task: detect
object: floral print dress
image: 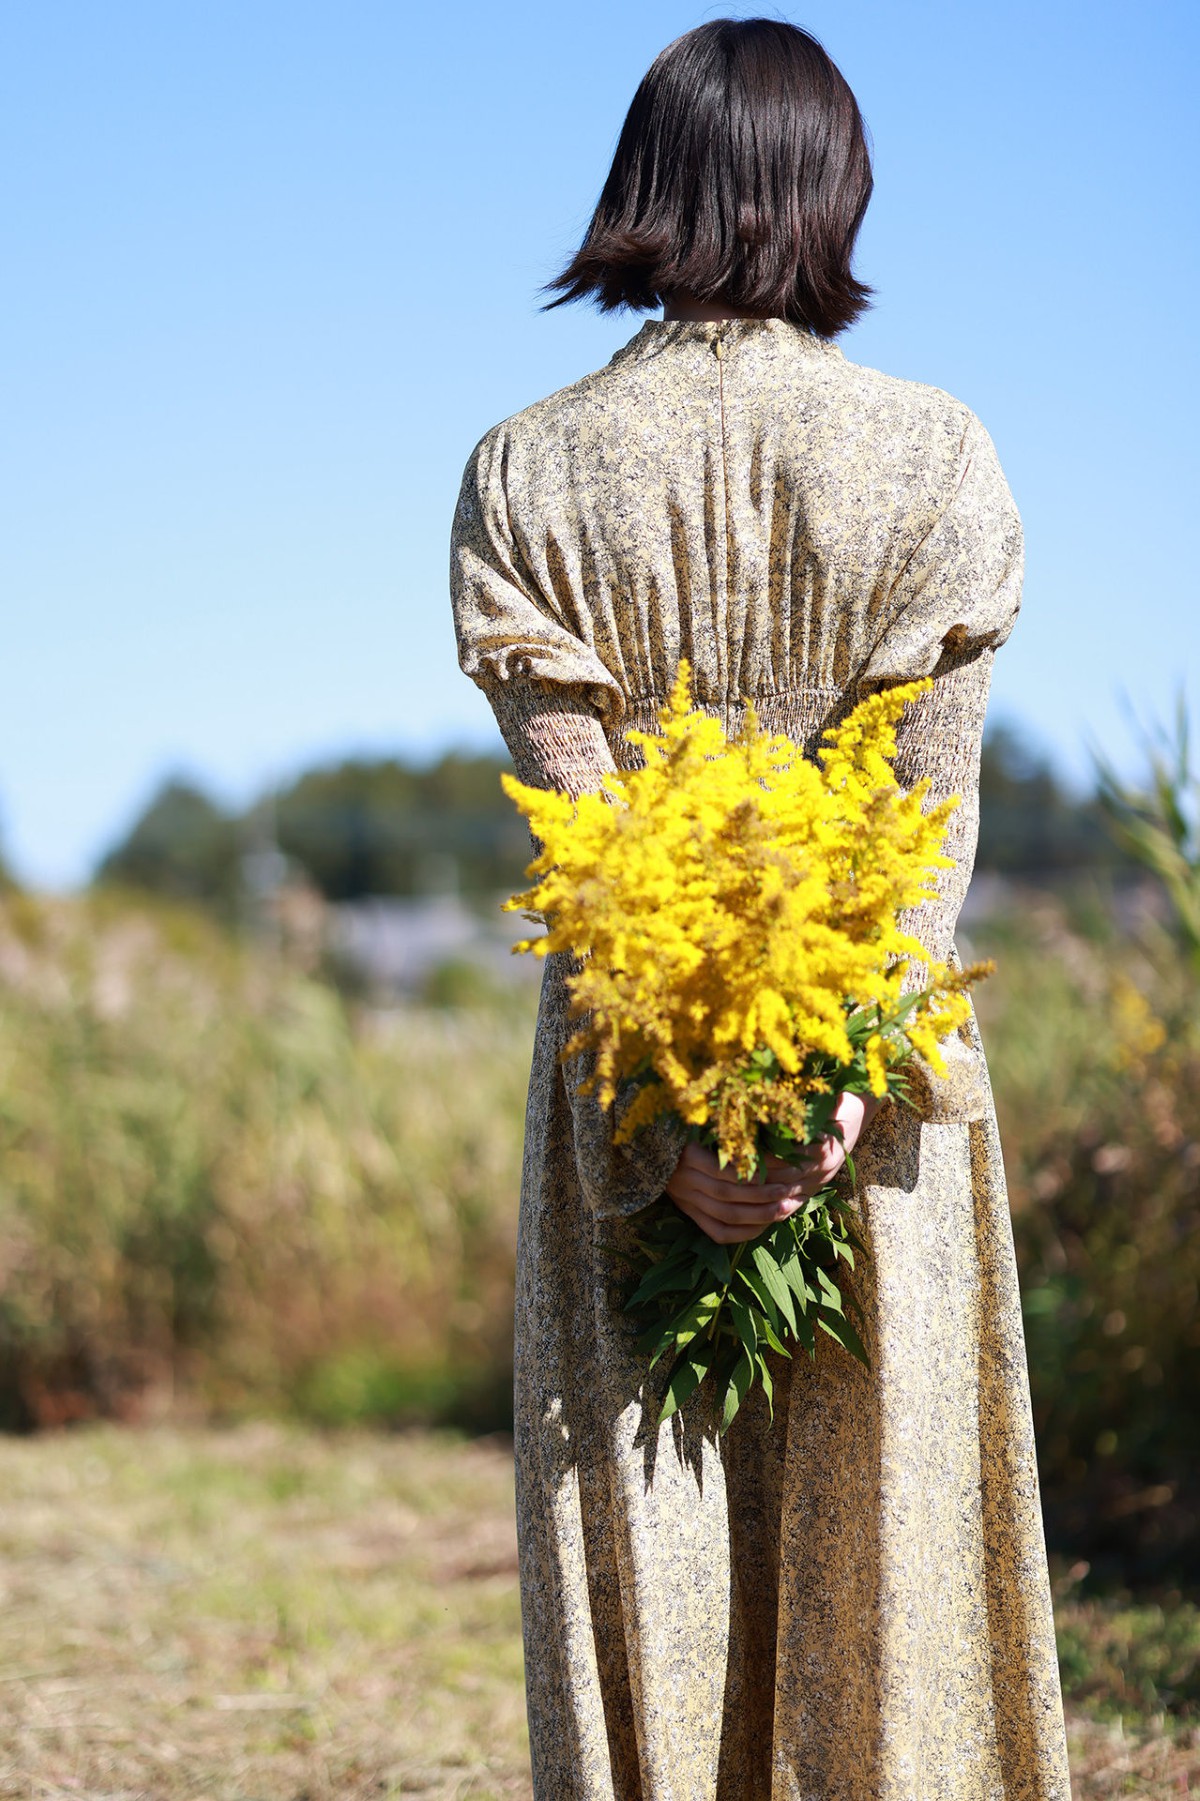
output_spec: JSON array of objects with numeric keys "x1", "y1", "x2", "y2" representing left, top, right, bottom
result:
[{"x1": 450, "y1": 316, "x2": 1071, "y2": 1801}]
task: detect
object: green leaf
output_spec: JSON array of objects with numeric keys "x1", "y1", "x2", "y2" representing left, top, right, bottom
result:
[
  {"x1": 675, "y1": 1290, "x2": 722, "y2": 1333},
  {"x1": 636, "y1": 1321, "x2": 678, "y2": 1361},
  {"x1": 720, "y1": 1349, "x2": 755, "y2": 1433},
  {"x1": 883, "y1": 989, "x2": 925, "y2": 1029},
  {"x1": 817, "y1": 1308, "x2": 869, "y2": 1366},
  {"x1": 756, "y1": 1351, "x2": 774, "y2": 1421},
  {"x1": 749, "y1": 1244, "x2": 799, "y2": 1333},
  {"x1": 793, "y1": 1306, "x2": 816, "y2": 1357},
  {"x1": 816, "y1": 1266, "x2": 845, "y2": 1313},
  {"x1": 780, "y1": 1255, "x2": 816, "y2": 1312},
  {"x1": 658, "y1": 1343, "x2": 714, "y2": 1423},
  {"x1": 626, "y1": 1255, "x2": 699, "y2": 1312},
  {"x1": 727, "y1": 1291, "x2": 759, "y2": 1355},
  {"x1": 736, "y1": 1261, "x2": 781, "y2": 1331},
  {"x1": 805, "y1": 1091, "x2": 839, "y2": 1138},
  {"x1": 646, "y1": 1289, "x2": 720, "y2": 1367},
  {"x1": 757, "y1": 1316, "x2": 791, "y2": 1358},
  {"x1": 761, "y1": 1122, "x2": 804, "y2": 1163},
  {"x1": 695, "y1": 1240, "x2": 733, "y2": 1285}
]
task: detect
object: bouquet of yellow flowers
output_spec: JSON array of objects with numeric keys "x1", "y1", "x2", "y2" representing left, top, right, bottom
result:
[{"x1": 502, "y1": 661, "x2": 988, "y2": 1430}]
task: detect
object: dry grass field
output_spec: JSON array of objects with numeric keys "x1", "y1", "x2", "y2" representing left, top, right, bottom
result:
[
  {"x1": 0, "y1": 1425, "x2": 528, "y2": 1800},
  {"x1": 0, "y1": 1424, "x2": 1197, "y2": 1800}
]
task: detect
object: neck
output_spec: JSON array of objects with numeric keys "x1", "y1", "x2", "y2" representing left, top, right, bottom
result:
[{"x1": 660, "y1": 291, "x2": 777, "y2": 323}]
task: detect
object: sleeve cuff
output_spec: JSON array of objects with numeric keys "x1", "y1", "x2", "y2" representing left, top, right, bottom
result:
[
  {"x1": 566, "y1": 1062, "x2": 690, "y2": 1221},
  {"x1": 901, "y1": 1031, "x2": 991, "y2": 1125}
]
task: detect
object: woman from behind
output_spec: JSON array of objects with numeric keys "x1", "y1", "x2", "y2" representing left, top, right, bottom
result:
[{"x1": 451, "y1": 19, "x2": 1071, "y2": 1799}]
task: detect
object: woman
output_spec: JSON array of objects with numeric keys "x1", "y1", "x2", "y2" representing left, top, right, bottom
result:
[{"x1": 450, "y1": 19, "x2": 1071, "y2": 1800}]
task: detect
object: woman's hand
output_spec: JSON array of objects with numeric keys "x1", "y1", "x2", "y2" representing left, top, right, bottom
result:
[{"x1": 664, "y1": 1091, "x2": 883, "y2": 1245}]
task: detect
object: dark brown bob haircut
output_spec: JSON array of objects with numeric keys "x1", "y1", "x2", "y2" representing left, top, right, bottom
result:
[{"x1": 544, "y1": 18, "x2": 873, "y2": 338}]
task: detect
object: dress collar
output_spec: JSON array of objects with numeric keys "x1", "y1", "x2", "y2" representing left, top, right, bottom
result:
[{"x1": 607, "y1": 315, "x2": 845, "y2": 368}]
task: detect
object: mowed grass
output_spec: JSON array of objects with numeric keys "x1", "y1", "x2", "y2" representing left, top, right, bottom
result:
[
  {"x1": 0, "y1": 1425, "x2": 1198, "y2": 1801},
  {"x1": 0, "y1": 1425, "x2": 529, "y2": 1800}
]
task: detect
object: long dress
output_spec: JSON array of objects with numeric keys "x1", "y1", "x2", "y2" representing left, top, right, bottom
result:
[{"x1": 449, "y1": 316, "x2": 1071, "y2": 1801}]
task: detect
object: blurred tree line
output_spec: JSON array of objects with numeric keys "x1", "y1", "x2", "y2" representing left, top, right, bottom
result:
[
  {"x1": 94, "y1": 754, "x2": 532, "y2": 910},
  {"x1": 92, "y1": 722, "x2": 1131, "y2": 910}
]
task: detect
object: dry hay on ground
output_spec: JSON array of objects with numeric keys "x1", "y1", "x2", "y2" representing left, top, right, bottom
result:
[{"x1": 0, "y1": 1424, "x2": 1196, "y2": 1799}]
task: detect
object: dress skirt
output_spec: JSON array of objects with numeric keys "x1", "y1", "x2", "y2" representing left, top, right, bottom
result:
[{"x1": 511, "y1": 954, "x2": 1070, "y2": 1801}]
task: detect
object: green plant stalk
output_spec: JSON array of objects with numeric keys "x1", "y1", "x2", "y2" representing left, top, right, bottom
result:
[{"x1": 703, "y1": 1240, "x2": 749, "y2": 1346}]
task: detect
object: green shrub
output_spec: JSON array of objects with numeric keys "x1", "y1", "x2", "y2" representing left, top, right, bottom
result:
[
  {"x1": 1054, "y1": 1573, "x2": 1200, "y2": 1722},
  {"x1": 972, "y1": 891, "x2": 1200, "y2": 1584},
  {"x1": 0, "y1": 891, "x2": 534, "y2": 1431},
  {"x1": 990, "y1": 701, "x2": 1200, "y2": 1583}
]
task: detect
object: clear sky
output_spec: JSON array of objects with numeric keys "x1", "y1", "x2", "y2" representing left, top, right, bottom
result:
[{"x1": 2, "y1": 0, "x2": 1197, "y2": 887}]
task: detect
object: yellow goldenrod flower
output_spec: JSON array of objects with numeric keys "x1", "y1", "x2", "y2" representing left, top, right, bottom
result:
[{"x1": 502, "y1": 658, "x2": 979, "y2": 1182}]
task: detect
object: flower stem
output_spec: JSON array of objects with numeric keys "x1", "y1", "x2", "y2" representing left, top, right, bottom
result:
[{"x1": 705, "y1": 1241, "x2": 748, "y2": 1345}]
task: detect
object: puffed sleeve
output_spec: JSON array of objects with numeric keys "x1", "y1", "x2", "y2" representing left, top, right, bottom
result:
[
  {"x1": 859, "y1": 412, "x2": 1023, "y2": 688},
  {"x1": 856, "y1": 413, "x2": 1024, "y2": 1125},
  {"x1": 450, "y1": 429, "x2": 688, "y2": 1219},
  {"x1": 451, "y1": 425, "x2": 627, "y2": 744}
]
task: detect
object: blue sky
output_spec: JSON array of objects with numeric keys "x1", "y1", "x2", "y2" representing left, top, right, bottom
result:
[{"x1": 2, "y1": 0, "x2": 1197, "y2": 886}]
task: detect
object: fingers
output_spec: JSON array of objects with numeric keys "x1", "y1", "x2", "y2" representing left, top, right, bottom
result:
[
  {"x1": 681, "y1": 1139, "x2": 829, "y2": 1197},
  {"x1": 671, "y1": 1192, "x2": 789, "y2": 1244},
  {"x1": 667, "y1": 1112, "x2": 876, "y2": 1245},
  {"x1": 756, "y1": 1093, "x2": 884, "y2": 1181},
  {"x1": 840, "y1": 1089, "x2": 884, "y2": 1151},
  {"x1": 670, "y1": 1165, "x2": 797, "y2": 1213},
  {"x1": 763, "y1": 1139, "x2": 846, "y2": 1188},
  {"x1": 666, "y1": 1161, "x2": 801, "y2": 1213},
  {"x1": 667, "y1": 1180, "x2": 801, "y2": 1231},
  {"x1": 667, "y1": 1145, "x2": 808, "y2": 1245}
]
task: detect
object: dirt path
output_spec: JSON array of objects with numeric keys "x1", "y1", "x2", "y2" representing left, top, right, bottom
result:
[{"x1": 0, "y1": 1425, "x2": 1194, "y2": 1799}]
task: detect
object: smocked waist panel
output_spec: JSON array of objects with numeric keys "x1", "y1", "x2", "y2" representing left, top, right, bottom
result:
[{"x1": 609, "y1": 684, "x2": 851, "y2": 770}]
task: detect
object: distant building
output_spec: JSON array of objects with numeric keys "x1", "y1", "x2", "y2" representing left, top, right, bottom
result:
[{"x1": 327, "y1": 892, "x2": 544, "y2": 997}]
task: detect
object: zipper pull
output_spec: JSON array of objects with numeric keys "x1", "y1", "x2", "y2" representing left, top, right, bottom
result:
[{"x1": 713, "y1": 336, "x2": 724, "y2": 362}]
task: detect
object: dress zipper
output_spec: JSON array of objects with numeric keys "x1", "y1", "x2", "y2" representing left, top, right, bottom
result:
[{"x1": 713, "y1": 331, "x2": 730, "y2": 700}]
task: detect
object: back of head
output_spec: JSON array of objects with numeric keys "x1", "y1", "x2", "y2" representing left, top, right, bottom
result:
[{"x1": 545, "y1": 18, "x2": 874, "y2": 339}]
